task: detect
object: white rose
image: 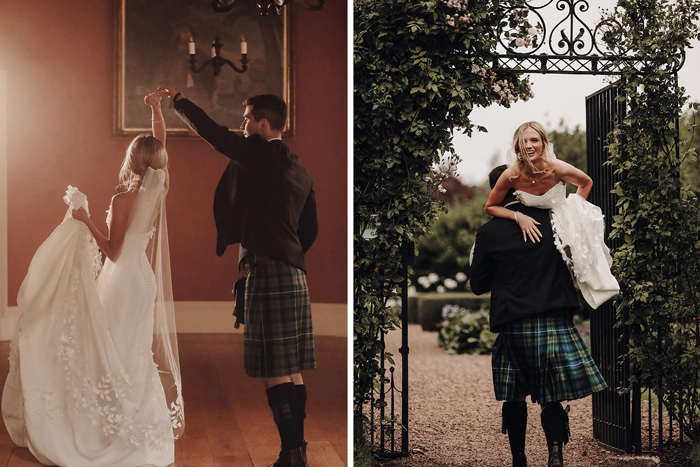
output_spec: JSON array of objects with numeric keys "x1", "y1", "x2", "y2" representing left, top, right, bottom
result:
[
  {"x1": 444, "y1": 278, "x2": 458, "y2": 289},
  {"x1": 63, "y1": 186, "x2": 87, "y2": 210},
  {"x1": 527, "y1": 27, "x2": 537, "y2": 36},
  {"x1": 515, "y1": 37, "x2": 526, "y2": 47},
  {"x1": 455, "y1": 272, "x2": 467, "y2": 282},
  {"x1": 428, "y1": 273, "x2": 440, "y2": 284}
]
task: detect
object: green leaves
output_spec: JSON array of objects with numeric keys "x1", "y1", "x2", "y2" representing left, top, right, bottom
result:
[{"x1": 603, "y1": 0, "x2": 700, "y2": 441}]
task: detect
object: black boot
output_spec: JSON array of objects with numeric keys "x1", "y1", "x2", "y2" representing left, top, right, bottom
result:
[
  {"x1": 502, "y1": 401, "x2": 528, "y2": 467},
  {"x1": 540, "y1": 403, "x2": 569, "y2": 467},
  {"x1": 513, "y1": 452, "x2": 527, "y2": 467},
  {"x1": 547, "y1": 441, "x2": 564, "y2": 467},
  {"x1": 267, "y1": 446, "x2": 308, "y2": 467}
]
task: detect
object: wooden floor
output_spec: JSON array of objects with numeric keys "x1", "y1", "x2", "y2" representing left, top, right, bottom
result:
[{"x1": 0, "y1": 334, "x2": 347, "y2": 467}]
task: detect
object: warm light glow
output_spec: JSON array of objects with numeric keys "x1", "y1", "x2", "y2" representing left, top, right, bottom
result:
[
  {"x1": 188, "y1": 39, "x2": 195, "y2": 55},
  {"x1": 0, "y1": 70, "x2": 7, "y2": 318}
]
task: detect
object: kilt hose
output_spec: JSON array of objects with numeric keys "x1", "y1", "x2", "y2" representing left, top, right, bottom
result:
[
  {"x1": 492, "y1": 311, "x2": 607, "y2": 404},
  {"x1": 242, "y1": 254, "x2": 316, "y2": 378}
]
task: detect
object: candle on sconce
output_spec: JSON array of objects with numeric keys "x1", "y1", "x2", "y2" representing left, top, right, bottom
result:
[
  {"x1": 188, "y1": 39, "x2": 195, "y2": 55},
  {"x1": 211, "y1": 45, "x2": 217, "y2": 58},
  {"x1": 241, "y1": 36, "x2": 247, "y2": 55}
]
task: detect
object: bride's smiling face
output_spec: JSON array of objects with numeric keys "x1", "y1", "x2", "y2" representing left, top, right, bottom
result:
[{"x1": 522, "y1": 127, "x2": 544, "y2": 161}]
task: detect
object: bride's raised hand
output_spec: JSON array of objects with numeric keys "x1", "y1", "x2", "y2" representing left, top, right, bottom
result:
[
  {"x1": 144, "y1": 91, "x2": 163, "y2": 107},
  {"x1": 514, "y1": 212, "x2": 542, "y2": 243}
]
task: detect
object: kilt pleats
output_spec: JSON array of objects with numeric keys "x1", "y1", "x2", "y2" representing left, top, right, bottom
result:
[
  {"x1": 243, "y1": 255, "x2": 316, "y2": 378},
  {"x1": 491, "y1": 312, "x2": 607, "y2": 404}
]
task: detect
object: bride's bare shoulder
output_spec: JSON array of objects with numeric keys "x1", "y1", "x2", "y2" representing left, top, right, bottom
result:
[
  {"x1": 110, "y1": 191, "x2": 138, "y2": 214},
  {"x1": 501, "y1": 166, "x2": 518, "y2": 181},
  {"x1": 549, "y1": 158, "x2": 572, "y2": 172}
]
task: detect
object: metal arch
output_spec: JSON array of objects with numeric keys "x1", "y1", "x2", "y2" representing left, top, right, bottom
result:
[{"x1": 491, "y1": 0, "x2": 686, "y2": 75}]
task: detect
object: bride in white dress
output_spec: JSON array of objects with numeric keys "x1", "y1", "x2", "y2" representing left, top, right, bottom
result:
[
  {"x1": 2, "y1": 91, "x2": 184, "y2": 466},
  {"x1": 484, "y1": 121, "x2": 619, "y2": 309}
]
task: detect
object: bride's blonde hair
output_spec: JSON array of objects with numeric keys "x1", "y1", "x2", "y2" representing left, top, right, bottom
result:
[
  {"x1": 118, "y1": 134, "x2": 168, "y2": 193},
  {"x1": 509, "y1": 121, "x2": 554, "y2": 181}
]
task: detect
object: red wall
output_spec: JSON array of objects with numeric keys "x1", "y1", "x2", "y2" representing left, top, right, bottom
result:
[{"x1": 0, "y1": 1, "x2": 347, "y2": 305}]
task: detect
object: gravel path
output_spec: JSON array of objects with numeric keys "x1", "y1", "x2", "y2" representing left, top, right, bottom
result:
[{"x1": 377, "y1": 324, "x2": 684, "y2": 467}]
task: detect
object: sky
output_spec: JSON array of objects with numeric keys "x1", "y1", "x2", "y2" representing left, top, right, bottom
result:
[{"x1": 452, "y1": 2, "x2": 700, "y2": 186}]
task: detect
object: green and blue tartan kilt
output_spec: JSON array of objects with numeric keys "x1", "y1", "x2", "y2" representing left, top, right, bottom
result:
[
  {"x1": 242, "y1": 254, "x2": 316, "y2": 378},
  {"x1": 491, "y1": 311, "x2": 607, "y2": 404}
]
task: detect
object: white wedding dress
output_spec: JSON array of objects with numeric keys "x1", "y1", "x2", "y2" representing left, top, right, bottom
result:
[
  {"x1": 2, "y1": 168, "x2": 184, "y2": 466},
  {"x1": 515, "y1": 182, "x2": 620, "y2": 309}
]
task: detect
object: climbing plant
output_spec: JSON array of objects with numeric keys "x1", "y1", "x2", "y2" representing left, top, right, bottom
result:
[
  {"x1": 604, "y1": 0, "x2": 700, "y2": 440},
  {"x1": 353, "y1": 0, "x2": 535, "y2": 448}
]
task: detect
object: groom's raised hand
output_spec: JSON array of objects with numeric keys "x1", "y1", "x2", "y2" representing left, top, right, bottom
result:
[{"x1": 157, "y1": 86, "x2": 180, "y2": 109}]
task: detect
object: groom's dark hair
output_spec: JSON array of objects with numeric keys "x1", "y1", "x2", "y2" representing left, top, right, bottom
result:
[
  {"x1": 243, "y1": 94, "x2": 287, "y2": 131},
  {"x1": 489, "y1": 164, "x2": 516, "y2": 199}
]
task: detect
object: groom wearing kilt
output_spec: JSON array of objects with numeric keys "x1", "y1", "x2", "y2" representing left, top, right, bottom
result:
[
  {"x1": 159, "y1": 86, "x2": 318, "y2": 467},
  {"x1": 470, "y1": 165, "x2": 606, "y2": 467}
]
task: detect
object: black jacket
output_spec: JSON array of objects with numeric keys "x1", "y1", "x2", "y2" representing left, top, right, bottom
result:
[
  {"x1": 174, "y1": 98, "x2": 318, "y2": 272},
  {"x1": 470, "y1": 203, "x2": 579, "y2": 332}
]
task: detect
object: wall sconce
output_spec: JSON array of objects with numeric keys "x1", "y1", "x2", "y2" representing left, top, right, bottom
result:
[
  {"x1": 211, "y1": 0, "x2": 325, "y2": 16},
  {"x1": 188, "y1": 35, "x2": 248, "y2": 76}
]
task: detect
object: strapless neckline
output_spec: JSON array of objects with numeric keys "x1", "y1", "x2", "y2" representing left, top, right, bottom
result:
[
  {"x1": 514, "y1": 182, "x2": 566, "y2": 199},
  {"x1": 514, "y1": 182, "x2": 567, "y2": 209}
]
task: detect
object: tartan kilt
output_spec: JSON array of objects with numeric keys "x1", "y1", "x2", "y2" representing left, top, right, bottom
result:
[
  {"x1": 242, "y1": 255, "x2": 316, "y2": 378},
  {"x1": 491, "y1": 311, "x2": 607, "y2": 404}
]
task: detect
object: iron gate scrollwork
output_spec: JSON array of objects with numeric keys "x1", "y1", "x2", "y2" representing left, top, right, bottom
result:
[{"x1": 492, "y1": 0, "x2": 684, "y2": 76}]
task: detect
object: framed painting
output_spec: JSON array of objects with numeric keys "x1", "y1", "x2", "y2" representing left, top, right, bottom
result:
[{"x1": 115, "y1": 0, "x2": 292, "y2": 137}]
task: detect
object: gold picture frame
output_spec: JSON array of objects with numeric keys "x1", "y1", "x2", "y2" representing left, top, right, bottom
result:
[{"x1": 114, "y1": 0, "x2": 292, "y2": 137}]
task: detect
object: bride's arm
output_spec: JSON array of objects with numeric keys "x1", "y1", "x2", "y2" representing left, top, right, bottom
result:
[
  {"x1": 484, "y1": 170, "x2": 542, "y2": 243},
  {"x1": 72, "y1": 194, "x2": 130, "y2": 261},
  {"x1": 554, "y1": 160, "x2": 592, "y2": 198},
  {"x1": 145, "y1": 91, "x2": 166, "y2": 146}
]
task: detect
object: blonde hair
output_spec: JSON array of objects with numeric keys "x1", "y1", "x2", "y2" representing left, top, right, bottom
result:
[
  {"x1": 509, "y1": 121, "x2": 554, "y2": 181},
  {"x1": 117, "y1": 134, "x2": 168, "y2": 192}
]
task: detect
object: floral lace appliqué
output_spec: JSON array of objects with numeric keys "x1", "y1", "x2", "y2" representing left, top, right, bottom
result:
[{"x1": 56, "y1": 233, "x2": 172, "y2": 452}]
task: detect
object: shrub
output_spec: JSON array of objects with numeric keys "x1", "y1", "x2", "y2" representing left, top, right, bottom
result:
[{"x1": 437, "y1": 304, "x2": 497, "y2": 355}]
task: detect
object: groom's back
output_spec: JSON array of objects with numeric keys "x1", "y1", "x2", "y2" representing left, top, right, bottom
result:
[{"x1": 470, "y1": 204, "x2": 579, "y2": 332}]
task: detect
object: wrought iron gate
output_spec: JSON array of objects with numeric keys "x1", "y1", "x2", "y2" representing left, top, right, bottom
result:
[
  {"x1": 366, "y1": 241, "x2": 412, "y2": 457},
  {"x1": 585, "y1": 84, "x2": 639, "y2": 453}
]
